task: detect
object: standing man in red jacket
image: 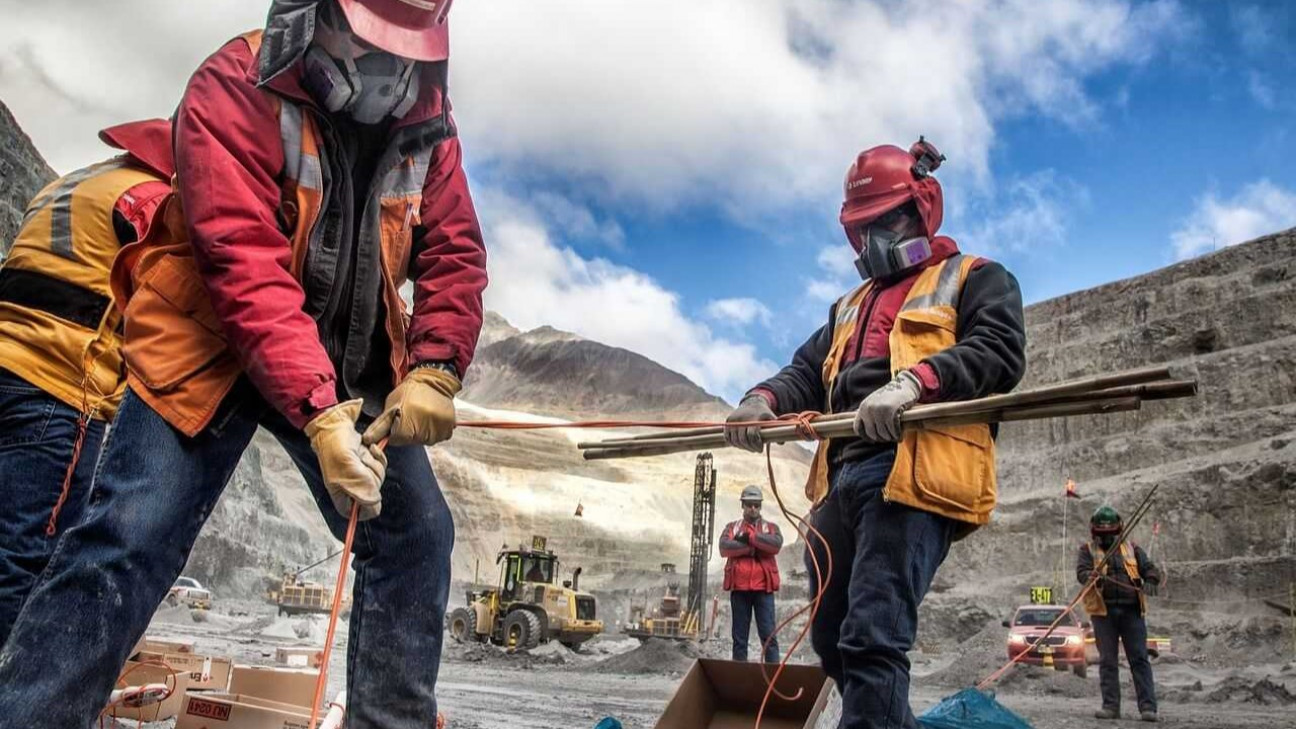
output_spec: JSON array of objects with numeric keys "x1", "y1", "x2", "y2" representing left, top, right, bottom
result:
[
  {"x1": 719, "y1": 485, "x2": 783, "y2": 663},
  {"x1": 0, "y1": 2, "x2": 486, "y2": 726}
]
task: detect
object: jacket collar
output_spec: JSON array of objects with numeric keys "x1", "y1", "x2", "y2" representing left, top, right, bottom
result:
[{"x1": 98, "y1": 119, "x2": 175, "y2": 178}]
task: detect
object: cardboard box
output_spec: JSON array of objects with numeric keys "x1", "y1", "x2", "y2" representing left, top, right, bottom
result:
[
  {"x1": 139, "y1": 651, "x2": 234, "y2": 691},
  {"x1": 108, "y1": 659, "x2": 191, "y2": 722},
  {"x1": 229, "y1": 665, "x2": 318, "y2": 709},
  {"x1": 274, "y1": 646, "x2": 324, "y2": 669},
  {"x1": 138, "y1": 637, "x2": 196, "y2": 655},
  {"x1": 176, "y1": 693, "x2": 313, "y2": 729},
  {"x1": 654, "y1": 659, "x2": 832, "y2": 729}
]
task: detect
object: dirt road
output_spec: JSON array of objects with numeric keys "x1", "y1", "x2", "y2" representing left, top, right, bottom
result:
[{"x1": 133, "y1": 604, "x2": 1294, "y2": 729}]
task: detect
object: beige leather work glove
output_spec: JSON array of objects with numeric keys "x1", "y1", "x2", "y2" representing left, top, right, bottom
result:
[
  {"x1": 362, "y1": 366, "x2": 460, "y2": 447},
  {"x1": 306, "y1": 399, "x2": 388, "y2": 521}
]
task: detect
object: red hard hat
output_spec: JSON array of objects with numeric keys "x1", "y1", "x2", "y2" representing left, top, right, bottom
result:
[
  {"x1": 839, "y1": 138, "x2": 945, "y2": 251},
  {"x1": 336, "y1": 0, "x2": 452, "y2": 62}
]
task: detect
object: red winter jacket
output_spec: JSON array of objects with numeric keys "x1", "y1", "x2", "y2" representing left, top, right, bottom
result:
[
  {"x1": 173, "y1": 35, "x2": 487, "y2": 427},
  {"x1": 719, "y1": 518, "x2": 783, "y2": 593}
]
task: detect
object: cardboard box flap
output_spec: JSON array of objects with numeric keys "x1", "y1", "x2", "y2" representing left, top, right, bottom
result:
[
  {"x1": 229, "y1": 664, "x2": 319, "y2": 709},
  {"x1": 654, "y1": 659, "x2": 831, "y2": 729}
]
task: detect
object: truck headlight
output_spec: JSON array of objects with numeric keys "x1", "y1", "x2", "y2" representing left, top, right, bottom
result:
[
  {"x1": 1065, "y1": 635, "x2": 1082, "y2": 646},
  {"x1": 1009, "y1": 634, "x2": 1026, "y2": 645}
]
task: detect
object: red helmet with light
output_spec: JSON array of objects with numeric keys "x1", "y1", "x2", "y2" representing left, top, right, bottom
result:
[{"x1": 839, "y1": 138, "x2": 946, "y2": 281}]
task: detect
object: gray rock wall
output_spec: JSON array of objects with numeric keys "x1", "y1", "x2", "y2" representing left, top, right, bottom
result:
[
  {"x1": 946, "y1": 230, "x2": 1296, "y2": 608},
  {"x1": 0, "y1": 100, "x2": 55, "y2": 256}
]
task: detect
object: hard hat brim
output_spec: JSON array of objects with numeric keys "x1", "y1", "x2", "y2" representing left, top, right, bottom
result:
[{"x1": 337, "y1": 0, "x2": 451, "y2": 62}]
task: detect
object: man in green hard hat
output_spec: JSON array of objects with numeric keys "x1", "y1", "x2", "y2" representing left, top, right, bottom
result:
[{"x1": 1077, "y1": 505, "x2": 1163, "y2": 722}]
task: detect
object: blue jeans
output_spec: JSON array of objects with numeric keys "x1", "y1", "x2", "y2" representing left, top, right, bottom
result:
[
  {"x1": 805, "y1": 451, "x2": 955, "y2": 729},
  {"x1": 0, "y1": 369, "x2": 105, "y2": 648},
  {"x1": 1093, "y1": 605, "x2": 1157, "y2": 714},
  {"x1": 0, "y1": 381, "x2": 454, "y2": 729},
  {"x1": 730, "y1": 590, "x2": 779, "y2": 663}
]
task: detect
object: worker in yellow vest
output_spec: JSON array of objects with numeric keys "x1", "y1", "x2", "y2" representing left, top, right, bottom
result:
[
  {"x1": 724, "y1": 139, "x2": 1026, "y2": 728},
  {"x1": 1078, "y1": 505, "x2": 1163, "y2": 722},
  {"x1": 0, "y1": 119, "x2": 173, "y2": 646}
]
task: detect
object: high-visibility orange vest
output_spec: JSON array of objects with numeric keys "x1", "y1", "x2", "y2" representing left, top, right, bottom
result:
[
  {"x1": 115, "y1": 30, "x2": 447, "y2": 436},
  {"x1": 805, "y1": 254, "x2": 997, "y2": 527},
  {"x1": 1082, "y1": 541, "x2": 1147, "y2": 616},
  {"x1": 0, "y1": 158, "x2": 165, "y2": 420}
]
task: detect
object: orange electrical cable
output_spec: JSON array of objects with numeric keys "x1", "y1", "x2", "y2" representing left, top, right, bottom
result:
[
  {"x1": 309, "y1": 500, "x2": 361, "y2": 729},
  {"x1": 753, "y1": 446, "x2": 835, "y2": 725}
]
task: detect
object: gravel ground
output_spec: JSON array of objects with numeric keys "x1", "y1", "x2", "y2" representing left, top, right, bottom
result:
[{"x1": 116, "y1": 601, "x2": 1296, "y2": 729}]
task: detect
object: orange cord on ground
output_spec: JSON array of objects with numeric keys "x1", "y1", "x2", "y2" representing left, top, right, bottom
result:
[{"x1": 310, "y1": 499, "x2": 361, "y2": 729}]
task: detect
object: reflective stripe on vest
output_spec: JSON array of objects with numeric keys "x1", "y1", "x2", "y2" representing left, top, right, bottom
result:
[
  {"x1": 0, "y1": 159, "x2": 161, "y2": 418},
  {"x1": 803, "y1": 255, "x2": 997, "y2": 528}
]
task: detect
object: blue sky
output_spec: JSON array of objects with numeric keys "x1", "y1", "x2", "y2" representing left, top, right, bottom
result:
[{"x1": 2, "y1": 0, "x2": 1294, "y2": 402}]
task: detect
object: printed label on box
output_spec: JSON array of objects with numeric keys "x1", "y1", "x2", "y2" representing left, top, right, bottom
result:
[{"x1": 186, "y1": 697, "x2": 233, "y2": 721}]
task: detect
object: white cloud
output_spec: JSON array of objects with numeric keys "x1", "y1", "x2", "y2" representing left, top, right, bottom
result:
[
  {"x1": 1170, "y1": 180, "x2": 1296, "y2": 260},
  {"x1": 1247, "y1": 71, "x2": 1276, "y2": 110},
  {"x1": 952, "y1": 170, "x2": 1089, "y2": 255},
  {"x1": 453, "y1": 0, "x2": 1187, "y2": 211},
  {"x1": 477, "y1": 189, "x2": 777, "y2": 400},
  {"x1": 1229, "y1": 5, "x2": 1274, "y2": 51},
  {"x1": 803, "y1": 244, "x2": 857, "y2": 304},
  {"x1": 0, "y1": 0, "x2": 1187, "y2": 208},
  {"x1": 705, "y1": 298, "x2": 773, "y2": 328},
  {"x1": 0, "y1": 0, "x2": 268, "y2": 173}
]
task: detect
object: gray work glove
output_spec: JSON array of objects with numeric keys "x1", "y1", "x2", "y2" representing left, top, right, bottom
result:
[
  {"x1": 724, "y1": 395, "x2": 776, "y2": 452},
  {"x1": 854, "y1": 370, "x2": 923, "y2": 442}
]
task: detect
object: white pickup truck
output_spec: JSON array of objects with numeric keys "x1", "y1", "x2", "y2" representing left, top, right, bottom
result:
[{"x1": 166, "y1": 576, "x2": 212, "y2": 610}]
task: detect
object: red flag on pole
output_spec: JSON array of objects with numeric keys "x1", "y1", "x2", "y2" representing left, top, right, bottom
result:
[{"x1": 1065, "y1": 479, "x2": 1080, "y2": 499}]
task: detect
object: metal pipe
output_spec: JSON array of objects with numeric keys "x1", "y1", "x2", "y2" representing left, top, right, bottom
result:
[
  {"x1": 577, "y1": 367, "x2": 1179, "y2": 450},
  {"x1": 581, "y1": 396, "x2": 1145, "y2": 460}
]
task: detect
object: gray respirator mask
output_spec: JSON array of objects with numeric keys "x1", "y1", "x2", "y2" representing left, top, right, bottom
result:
[
  {"x1": 302, "y1": 45, "x2": 420, "y2": 125},
  {"x1": 854, "y1": 225, "x2": 932, "y2": 282}
]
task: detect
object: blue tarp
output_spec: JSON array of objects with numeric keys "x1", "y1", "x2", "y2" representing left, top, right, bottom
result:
[{"x1": 918, "y1": 688, "x2": 1035, "y2": 729}]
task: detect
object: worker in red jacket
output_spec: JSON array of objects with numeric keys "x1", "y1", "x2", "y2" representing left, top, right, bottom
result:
[
  {"x1": 719, "y1": 485, "x2": 783, "y2": 663},
  {"x1": 0, "y1": 2, "x2": 485, "y2": 726}
]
